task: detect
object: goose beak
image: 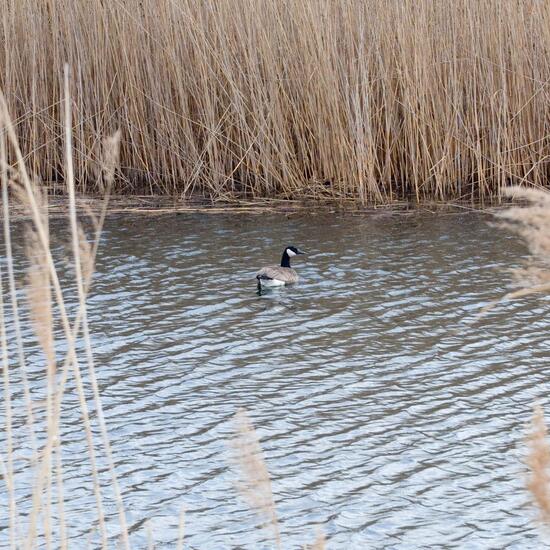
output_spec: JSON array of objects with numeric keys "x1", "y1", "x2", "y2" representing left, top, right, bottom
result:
[{"x1": 297, "y1": 249, "x2": 306, "y2": 255}]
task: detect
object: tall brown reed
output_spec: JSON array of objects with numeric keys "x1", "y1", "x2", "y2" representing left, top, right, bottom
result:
[
  {"x1": 487, "y1": 186, "x2": 550, "y2": 312},
  {"x1": 230, "y1": 408, "x2": 281, "y2": 548},
  {"x1": 495, "y1": 187, "x2": 550, "y2": 528},
  {"x1": 0, "y1": 71, "x2": 130, "y2": 547},
  {"x1": 2, "y1": 0, "x2": 550, "y2": 203},
  {"x1": 527, "y1": 406, "x2": 550, "y2": 525}
]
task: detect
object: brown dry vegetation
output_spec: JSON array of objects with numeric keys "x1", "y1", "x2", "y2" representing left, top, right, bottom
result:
[
  {"x1": 527, "y1": 406, "x2": 550, "y2": 526},
  {"x1": 1, "y1": 76, "x2": 324, "y2": 548},
  {"x1": 1, "y1": 66, "x2": 549, "y2": 548},
  {"x1": 0, "y1": 71, "x2": 130, "y2": 548},
  {"x1": 2, "y1": 0, "x2": 550, "y2": 203},
  {"x1": 491, "y1": 187, "x2": 550, "y2": 530},
  {"x1": 480, "y1": 186, "x2": 550, "y2": 314}
]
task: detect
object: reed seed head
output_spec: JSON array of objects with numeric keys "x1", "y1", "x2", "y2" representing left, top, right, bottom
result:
[
  {"x1": 527, "y1": 406, "x2": 550, "y2": 525},
  {"x1": 496, "y1": 186, "x2": 550, "y2": 293},
  {"x1": 25, "y1": 228, "x2": 55, "y2": 369},
  {"x1": 230, "y1": 408, "x2": 280, "y2": 548}
]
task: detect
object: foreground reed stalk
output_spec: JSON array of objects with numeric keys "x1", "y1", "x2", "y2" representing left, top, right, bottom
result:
[
  {"x1": 230, "y1": 409, "x2": 325, "y2": 549},
  {"x1": 2, "y1": 0, "x2": 550, "y2": 203},
  {"x1": 527, "y1": 406, "x2": 550, "y2": 525},
  {"x1": 0, "y1": 69, "x2": 130, "y2": 547},
  {"x1": 493, "y1": 184, "x2": 550, "y2": 534},
  {"x1": 231, "y1": 409, "x2": 281, "y2": 548}
]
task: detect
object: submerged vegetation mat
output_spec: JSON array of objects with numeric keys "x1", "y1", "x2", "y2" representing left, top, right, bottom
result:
[{"x1": 2, "y1": 0, "x2": 550, "y2": 204}]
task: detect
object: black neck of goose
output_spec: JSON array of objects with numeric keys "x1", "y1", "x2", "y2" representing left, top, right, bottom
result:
[{"x1": 280, "y1": 251, "x2": 291, "y2": 268}]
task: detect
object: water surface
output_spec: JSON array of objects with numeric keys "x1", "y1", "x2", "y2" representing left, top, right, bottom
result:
[{"x1": 3, "y1": 211, "x2": 550, "y2": 548}]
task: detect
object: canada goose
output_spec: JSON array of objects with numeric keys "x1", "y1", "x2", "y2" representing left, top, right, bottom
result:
[{"x1": 256, "y1": 246, "x2": 306, "y2": 287}]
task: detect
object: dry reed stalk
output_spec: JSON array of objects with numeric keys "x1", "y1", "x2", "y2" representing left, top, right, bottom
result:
[
  {"x1": 0, "y1": 92, "x2": 75, "y2": 353},
  {"x1": 230, "y1": 409, "x2": 281, "y2": 548},
  {"x1": 0, "y1": 76, "x2": 125, "y2": 547},
  {"x1": 25, "y1": 233, "x2": 56, "y2": 550},
  {"x1": 0, "y1": 116, "x2": 18, "y2": 550},
  {"x1": 304, "y1": 530, "x2": 326, "y2": 550},
  {"x1": 62, "y1": 66, "x2": 129, "y2": 549},
  {"x1": 1, "y1": 133, "x2": 38, "y2": 468},
  {"x1": 481, "y1": 186, "x2": 550, "y2": 313},
  {"x1": 176, "y1": 507, "x2": 186, "y2": 550},
  {"x1": 77, "y1": 224, "x2": 94, "y2": 286},
  {"x1": 10, "y1": 157, "x2": 72, "y2": 550},
  {"x1": 22, "y1": 190, "x2": 60, "y2": 549},
  {"x1": 527, "y1": 406, "x2": 550, "y2": 524},
  {"x1": 0, "y1": 250, "x2": 17, "y2": 549},
  {"x1": 53, "y1": 437, "x2": 67, "y2": 550},
  {"x1": 25, "y1": 228, "x2": 55, "y2": 369},
  {"x1": 2, "y1": 1, "x2": 550, "y2": 203},
  {"x1": 59, "y1": 65, "x2": 110, "y2": 549}
]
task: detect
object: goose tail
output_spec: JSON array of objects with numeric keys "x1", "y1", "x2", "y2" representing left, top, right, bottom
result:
[{"x1": 256, "y1": 274, "x2": 284, "y2": 287}]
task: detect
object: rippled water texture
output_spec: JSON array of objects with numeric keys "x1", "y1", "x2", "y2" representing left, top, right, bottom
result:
[{"x1": 3, "y1": 211, "x2": 550, "y2": 548}]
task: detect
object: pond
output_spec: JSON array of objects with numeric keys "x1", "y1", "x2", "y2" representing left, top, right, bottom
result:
[{"x1": 3, "y1": 211, "x2": 549, "y2": 548}]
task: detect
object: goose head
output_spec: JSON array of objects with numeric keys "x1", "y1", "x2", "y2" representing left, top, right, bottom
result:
[{"x1": 281, "y1": 246, "x2": 306, "y2": 267}]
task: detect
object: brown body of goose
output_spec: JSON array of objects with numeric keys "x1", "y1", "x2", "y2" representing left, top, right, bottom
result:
[{"x1": 255, "y1": 246, "x2": 306, "y2": 287}]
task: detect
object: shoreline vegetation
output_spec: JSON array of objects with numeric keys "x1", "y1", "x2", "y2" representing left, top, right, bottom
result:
[
  {"x1": 0, "y1": 195, "x2": 506, "y2": 222},
  {"x1": 2, "y1": 0, "x2": 550, "y2": 204}
]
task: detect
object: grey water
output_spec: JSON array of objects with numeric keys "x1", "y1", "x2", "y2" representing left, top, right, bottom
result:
[{"x1": 2, "y1": 211, "x2": 550, "y2": 549}]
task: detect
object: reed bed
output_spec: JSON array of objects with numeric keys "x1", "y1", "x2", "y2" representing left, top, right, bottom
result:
[{"x1": 2, "y1": 0, "x2": 550, "y2": 203}]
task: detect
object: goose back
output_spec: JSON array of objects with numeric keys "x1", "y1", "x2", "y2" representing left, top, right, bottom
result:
[{"x1": 255, "y1": 265, "x2": 299, "y2": 283}]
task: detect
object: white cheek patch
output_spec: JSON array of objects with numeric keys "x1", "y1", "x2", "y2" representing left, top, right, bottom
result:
[{"x1": 286, "y1": 249, "x2": 296, "y2": 257}]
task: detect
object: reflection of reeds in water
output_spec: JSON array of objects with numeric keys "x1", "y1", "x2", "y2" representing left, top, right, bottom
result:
[{"x1": 3, "y1": 1, "x2": 550, "y2": 203}]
